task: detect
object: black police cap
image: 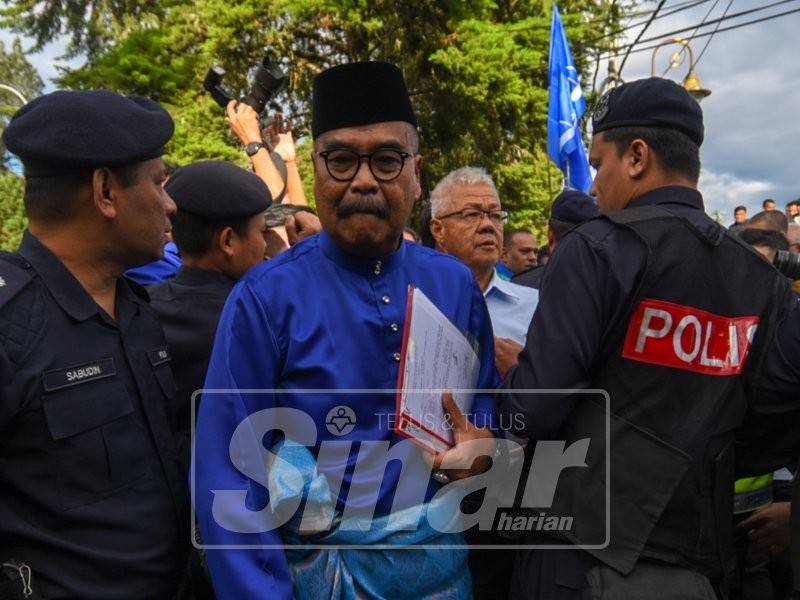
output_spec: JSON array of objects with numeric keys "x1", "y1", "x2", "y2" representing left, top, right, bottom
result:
[
  {"x1": 312, "y1": 62, "x2": 417, "y2": 138},
  {"x1": 2, "y1": 90, "x2": 174, "y2": 177},
  {"x1": 592, "y1": 77, "x2": 704, "y2": 147},
  {"x1": 165, "y1": 161, "x2": 271, "y2": 219},
  {"x1": 550, "y1": 189, "x2": 599, "y2": 224}
]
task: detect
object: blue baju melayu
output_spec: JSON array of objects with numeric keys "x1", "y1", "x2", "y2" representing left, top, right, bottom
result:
[{"x1": 194, "y1": 232, "x2": 498, "y2": 599}]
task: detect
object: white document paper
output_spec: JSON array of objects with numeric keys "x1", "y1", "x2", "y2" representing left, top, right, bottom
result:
[{"x1": 395, "y1": 286, "x2": 480, "y2": 453}]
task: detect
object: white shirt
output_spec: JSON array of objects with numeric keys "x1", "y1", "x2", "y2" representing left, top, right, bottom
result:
[{"x1": 483, "y1": 270, "x2": 539, "y2": 345}]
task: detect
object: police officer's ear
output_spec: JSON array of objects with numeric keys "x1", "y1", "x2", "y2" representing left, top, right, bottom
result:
[
  {"x1": 626, "y1": 139, "x2": 651, "y2": 180},
  {"x1": 218, "y1": 226, "x2": 236, "y2": 258},
  {"x1": 91, "y1": 168, "x2": 118, "y2": 220}
]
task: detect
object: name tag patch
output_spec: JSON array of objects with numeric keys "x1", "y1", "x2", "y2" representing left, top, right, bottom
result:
[
  {"x1": 622, "y1": 299, "x2": 759, "y2": 376},
  {"x1": 43, "y1": 358, "x2": 116, "y2": 391},
  {"x1": 147, "y1": 346, "x2": 171, "y2": 366}
]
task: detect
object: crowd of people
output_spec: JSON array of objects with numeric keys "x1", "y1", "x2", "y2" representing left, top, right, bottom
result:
[{"x1": 0, "y1": 61, "x2": 799, "y2": 600}]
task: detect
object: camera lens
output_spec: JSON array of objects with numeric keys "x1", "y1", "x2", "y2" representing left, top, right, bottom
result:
[{"x1": 247, "y1": 57, "x2": 286, "y2": 114}]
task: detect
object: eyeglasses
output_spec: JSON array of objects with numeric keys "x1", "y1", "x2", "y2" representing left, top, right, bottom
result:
[
  {"x1": 435, "y1": 208, "x2": 509, "y2": 227},
  {"x1": 316, "y1": 149, "x2": 411, "y2": 182}
]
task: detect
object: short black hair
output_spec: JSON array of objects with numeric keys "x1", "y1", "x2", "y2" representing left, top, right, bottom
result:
[
  {"x1": 23, "y1": 163, "x2": 145, "y2": 223},
  {"x1": 762, "y1": 198, "x2": 776, "y2": 208},
  {"x1": 24, "y1": 172, "x2": 89, "y2": 222},
  {"x1": 748, "y1": 210, "x2": 788, "y2": 234},
  {"x1": 734, "y1": 206, "x2": 747, "y2": 213},
  {"x1": 503, "y1": 228, "x2": 533, "y2": 249},
  {"x1": 171, "y1": 209, "x2": 254, "y2": 258},
  {"x1": 549, "y1": 218, "x2": 577, "y2": 243},
  {"x1": 602, "y1": 126, "x2": 701, "y2": 184},
  {"x1": 738, "y1": 228, "x2": 789, "y2": 253}
]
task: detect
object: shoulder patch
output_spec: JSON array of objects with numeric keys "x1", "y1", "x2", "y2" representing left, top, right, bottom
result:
[{"x1": 0, "y1": 254, "x2": 34, "y2": 311}]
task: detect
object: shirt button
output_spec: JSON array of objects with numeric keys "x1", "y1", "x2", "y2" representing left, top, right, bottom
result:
[
  {"x1": 373, "y1": 260, "x2": 382, "y2": 275},
  {"x1": 390, "y1": 323, "x2": 399, "y2": 332},
  {"x1": 382, "y1": 295, "x2": 391, "y2": 304},
  {"x1": 393, "y1": 352, "x2": 401, "y2": 362}
]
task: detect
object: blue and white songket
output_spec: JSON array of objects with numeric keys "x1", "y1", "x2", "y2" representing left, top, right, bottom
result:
[{"x1": 194, "y1": 231, "x2": 499, "y2": 599}]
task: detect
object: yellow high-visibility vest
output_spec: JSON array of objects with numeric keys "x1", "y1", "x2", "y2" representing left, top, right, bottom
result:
[{"x1": 734, "y1": 474, "x2": 773, "y2": 515}]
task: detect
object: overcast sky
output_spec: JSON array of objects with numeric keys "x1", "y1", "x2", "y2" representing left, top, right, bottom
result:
[
  {"x1": 2, "y1": 0, "x2": 797, "y2": 222},
  {"x1": 593, "y1": 0, "x2": 799, "y2": 221}
]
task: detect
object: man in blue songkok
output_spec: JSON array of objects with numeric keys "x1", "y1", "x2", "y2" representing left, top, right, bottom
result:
[{"x1": 194, "y1": 62, "x2": 500, "y2": 599}]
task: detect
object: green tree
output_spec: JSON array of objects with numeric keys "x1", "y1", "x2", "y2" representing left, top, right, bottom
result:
[
  {"x1": 0, "y1": 170, "x2": 26, "y2": 250},
  {"x1": 5, "y1": 0, "x2": 630, "y2": 235},
  {"x1": 0, "y1": 37, "x2": 44, "y2": 170}
]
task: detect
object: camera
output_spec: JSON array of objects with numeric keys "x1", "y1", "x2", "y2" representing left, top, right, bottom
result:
[
  {"x1": 204, "y1": 56, "x2": 287, "y2": 115},
  {"x1": 773, "y1": 250, "x2": 800, "y2": 280}
]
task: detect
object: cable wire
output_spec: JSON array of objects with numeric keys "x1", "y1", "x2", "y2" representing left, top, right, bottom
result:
[
  {"x1": 693, "y1": 0, "x2": 736, "y2": 66},
  {"x1": 587, "y1": 0, "x2": 717, "y2": 45},
  {"x1": 660, "y1": 0, "x2": 721, "y2": 74},
  {"x1": 601, "y1": 4, "x2": 800, "y2": 59},
  {"x1": 599, "y1": 0, "x2": 799, "y2": 59},
  {"x1": 618, "y1": 0, "x2": 668, "y2": 72}
]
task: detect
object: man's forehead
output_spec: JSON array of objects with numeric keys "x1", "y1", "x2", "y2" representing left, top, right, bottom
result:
[
  {"x1": 449, "y1": 182, "x2": 500, "y2": 205},
  {"x1": 315, "y1": 121, "x2": 412, "y2": 149},
  {"x1": 512, "y1": 232, "x2": 536, "y2": 245}
]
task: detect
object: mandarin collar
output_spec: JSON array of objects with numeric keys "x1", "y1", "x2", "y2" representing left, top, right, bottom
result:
[
  {"x1": 628, "y1": 186, "x2": 704, "y2": 211},
  {"x1": 317, "y1": 230, "x2": 406, "y2": 276},
  {"x1": 172, "y1": 266, "x2": 236, "y2": 288},
  {"x1": 18, "y1": 230, "x2": 142, "y2": 325},
  {"x1": 18, "y1": 230, "x2": 100, "y2": 322}
]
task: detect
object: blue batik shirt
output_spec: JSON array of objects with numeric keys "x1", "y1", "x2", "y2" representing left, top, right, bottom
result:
[{"x1": 194, "y1": 231, "x2": 499, "y2": 599}]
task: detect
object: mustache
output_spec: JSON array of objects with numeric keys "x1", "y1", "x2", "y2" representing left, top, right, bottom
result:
[{"x1": 336, "y1": 197, "x2": 390, "y2": 220}]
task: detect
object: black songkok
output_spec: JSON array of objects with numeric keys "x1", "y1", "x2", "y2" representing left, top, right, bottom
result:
[
  {"x1": 165, "y1": 161, "x2": 270, "y2": 219},
  {"x1": 311, "y1": 62, "x2": 417, "y2": 138},
  {"x1": 592, "y1": 77, "x2": 704, "y2": 147},
  {"x1": 2, "y1": 90, "x2": 174, "y2": 177}
]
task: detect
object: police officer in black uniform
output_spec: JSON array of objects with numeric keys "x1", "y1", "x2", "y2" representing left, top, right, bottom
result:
[
  {"x1": 148, "y1": 160, "x2": 270, "y2": 472},
  {"x1": 497, "y1": 77, "x2": 797, "y2": 598},
  {"x1": 0, "y1": 91, "x2": 189, "y2": 599}
]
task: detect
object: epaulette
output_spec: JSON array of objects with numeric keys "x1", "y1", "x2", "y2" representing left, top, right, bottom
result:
[
  {"x1": 122, "y1": 275, "x2": 151, "y2": 303},
  {"x1": 0, "y1": 253, "x2": 35, "y2": 312}
]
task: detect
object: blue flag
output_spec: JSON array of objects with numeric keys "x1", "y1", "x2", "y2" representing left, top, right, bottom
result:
[{"x1": 547, "y1": 5, "x2": 592, "y2": 192}]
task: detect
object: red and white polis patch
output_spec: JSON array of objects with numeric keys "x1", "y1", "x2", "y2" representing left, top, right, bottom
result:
[{"x1": 622, "y1": 299, "x2": 760, "y2": 376}]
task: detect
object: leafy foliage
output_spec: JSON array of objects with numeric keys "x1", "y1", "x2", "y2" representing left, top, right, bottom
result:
[
  {"x1": 2, "y1": 0, "x2": 630, "y2": 237},
  {"x1": 0, "y1": 37, "x2": 44, "y2": 169},
  {"x1": 0, "y1": 170, "x2": 26, "y2": 250}
]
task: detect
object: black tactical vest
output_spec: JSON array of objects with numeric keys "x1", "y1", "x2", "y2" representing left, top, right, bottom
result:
[{"x1": 547, "y1": 205, "x2": 785, "y2": 580}]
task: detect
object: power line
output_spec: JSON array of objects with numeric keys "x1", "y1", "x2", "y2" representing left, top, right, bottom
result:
[
  {"x1": 618, "y1": 0, "x2": 668, "y2": 72},
  {"x1": 661, "y1": 0, "x2": 721, "y2": 74},
  {"x1": 587, "y1": 0, "x2": 717, "y2": 45},
  {"x1": 507, "y1": 0, "x2": 706, "y2": 35},
  {"x1": 693, "y1": 0, "x2": 736, "y2": 66},
  {"x1": 619, "y1": 0, "x2": 793, "y2": 53},
  {"x1": 599, "y1": 0, "x2": 800, "y2": 59},
  {"x1": 601, "y1": 4, "x2": 800, "y2": 59}
]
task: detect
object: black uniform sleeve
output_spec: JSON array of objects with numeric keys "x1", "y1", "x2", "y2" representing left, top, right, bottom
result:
[
  {"x1": 497, "y1": 225, "x2": 646, "y2": 439},
  {"x1": 0, "y1": 344, "x2": 14, "y2": 431},
  {"x1": 736, "y1": 290, "x2": 800, "y2": 475}
]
